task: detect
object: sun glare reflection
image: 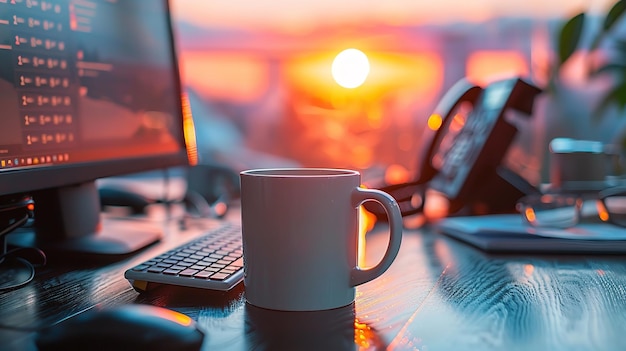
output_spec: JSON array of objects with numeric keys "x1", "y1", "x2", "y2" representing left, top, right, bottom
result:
[
  {"x1": 181, "y1": 93, "x2": 198, "y2": 166},
  {"x1": 358, "y1": 204, "x2": 377, "y2": 267},
  {"x1": 597, "y1": 201, "x2": 610, "y2": 222},
  {"x1": 354, "y1": 318, "x2": 377, "y2": 349},
  {"x1": 332, "y1": 48, "x2": 370, "y2": 89},
  {"x1": 524, "y1": 208, "x2": 536, "y2": 222},
  {"x1": 524, "y1": 264, "x2": 535, "y2": 277},
  {"x1": 279, "y1": 50, "x2": 443, "y2": 170},
  {"x1": 427, "y1": 113, "x2": 443, "y2": 131},
  {"x1": 384, "y1": 164, "x2": 410, "y2": 185},
  {"x1": 158, "y1": 309, "x2": 194, "y2": 327},
  {"x1": 285, "y1": 51, "x2": 442, "y2": 106},
  {"x1": 450, "y1": 113, "x2": 466, "y2": 132}
]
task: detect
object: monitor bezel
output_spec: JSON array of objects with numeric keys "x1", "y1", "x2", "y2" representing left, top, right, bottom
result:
[{"x1": 0, "y1": 0, "x2": 190, "y2": 198}]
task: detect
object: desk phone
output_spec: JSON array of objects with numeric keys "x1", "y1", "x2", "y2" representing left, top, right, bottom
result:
[{"x1": 371, "y1": 76, "x2": 542, "y2": 217}]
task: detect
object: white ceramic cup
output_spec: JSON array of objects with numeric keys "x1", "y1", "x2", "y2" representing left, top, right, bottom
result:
[{"x1": 240, "y1": 168, "x2": 403, "y2": 311}]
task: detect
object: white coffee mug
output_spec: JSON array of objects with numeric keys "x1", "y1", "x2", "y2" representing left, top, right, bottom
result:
[{"x1": 240, "y1": 168, "x2": 403, "y2": 311}]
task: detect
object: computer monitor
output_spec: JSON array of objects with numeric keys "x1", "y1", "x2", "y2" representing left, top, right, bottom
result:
[{"x1": 0, "y1": 0, "x2": 192, "y2": 256}]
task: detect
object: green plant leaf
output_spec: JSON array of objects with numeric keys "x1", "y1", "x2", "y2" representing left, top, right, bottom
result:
[
  {"x1": 558, "y1": 12, "x2": 586, "y2": 66},
  {"x1": 592, "y1": 0, "x2": 626, "y2": 50},
  {"x1": 614, "y1": 81, "x2": 626, "y2": 110},
  {"x1": 603, "y1": 0, "x2": 626, "y2": 32}
]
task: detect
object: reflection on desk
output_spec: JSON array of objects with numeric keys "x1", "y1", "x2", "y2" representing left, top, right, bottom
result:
[{"x1": 2, "y1": 211, "x2": 626, "y2": 350}]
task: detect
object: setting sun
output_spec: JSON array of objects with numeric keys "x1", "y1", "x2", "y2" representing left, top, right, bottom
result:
[{"x1": 332, "y1": 48, "x2": 370, "y2": 89}]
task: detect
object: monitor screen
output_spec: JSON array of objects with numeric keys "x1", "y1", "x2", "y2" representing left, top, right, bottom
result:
[{"x1": 0, "y1": 0, "x2": 191, "y2": 256}]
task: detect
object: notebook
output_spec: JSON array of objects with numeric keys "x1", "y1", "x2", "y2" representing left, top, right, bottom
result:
[{"x1": 435, "y1": 214, "x2": 626, "y2": 254}]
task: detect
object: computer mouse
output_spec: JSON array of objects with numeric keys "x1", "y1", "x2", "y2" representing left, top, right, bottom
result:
[{"x1": 36, "y1": 304, "x2": 205, "y2": 351}]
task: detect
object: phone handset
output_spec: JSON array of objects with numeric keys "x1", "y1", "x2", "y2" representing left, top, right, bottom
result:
[
  {"x1": 369, "y1": 76, "x2": 542, "y2": 219},
  {"x1": 415, "y1": 78, "x2": 482, "y2": 184},
  {"x1": 428, "y1": 77, "x2": 542, "y2": 215},
  {"x1": 366, "y1": 79, "x2": 483, "y2": 218}
]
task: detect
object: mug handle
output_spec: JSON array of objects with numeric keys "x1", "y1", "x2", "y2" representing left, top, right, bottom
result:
[{"x1": 350, "y1": 187, "x2": 403, "y2": 287}]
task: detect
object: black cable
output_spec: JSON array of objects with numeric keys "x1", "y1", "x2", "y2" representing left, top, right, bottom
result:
[
  {"x1": 0, "y1": 257, "x2": 35, "y2": 292},
  {"x1": 0, "y1": 214, "x2": 46, "y2": 292},
  {"x1": 1, "y1": 246, "x2": 47, "y2": 266},
  {"x1": 0, "y1": 213, "x2": 29, "y2": 238},
  {"x1": 0, "y1": 247, "x2": 47, "y2": 292},
  {"x1": 0, "y1": 213, "x2": 30, "y2": 264}
]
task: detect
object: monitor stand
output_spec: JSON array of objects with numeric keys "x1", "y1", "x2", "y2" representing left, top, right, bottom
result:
[{"x1": 17, "y1": 182, "x2": 162, "y2": 257}]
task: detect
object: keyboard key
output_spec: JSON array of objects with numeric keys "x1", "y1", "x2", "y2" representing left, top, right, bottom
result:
[
  {"x1": 163, "y1": 269, "x2": 182, "y2": 275},
  {"x1": 132, "y1": 264, "x2": 149, "y2": 271},
  {"x1": 179, "y1": 269, "x2": 199, "y2": 277},
  {"x1": 211, "y1": 273, "x2": 230, "y2": 280},
  {"x1": 193, "y1": 271, "x2": 213, "y2": 279},
  {"x1": 147, "y1": 267, "x2": 166, "y2": 273}
]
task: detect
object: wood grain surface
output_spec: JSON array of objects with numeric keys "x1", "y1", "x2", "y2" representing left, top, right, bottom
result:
[{"x1": 2, "y1": 210, "x2": 626, "y2": 351}]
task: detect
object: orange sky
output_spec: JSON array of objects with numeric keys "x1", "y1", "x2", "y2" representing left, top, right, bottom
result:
[{"x1": 172, "y1": 0, "x2": 614, "y2": 32}]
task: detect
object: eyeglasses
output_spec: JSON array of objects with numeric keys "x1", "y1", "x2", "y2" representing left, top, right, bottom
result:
[{"x1": 516, "y1": 186, "x2": 626, "y2": 228}]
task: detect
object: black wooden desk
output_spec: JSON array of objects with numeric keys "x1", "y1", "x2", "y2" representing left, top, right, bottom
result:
[{"x1": 2, "y1": 208, "x2": 626, "y2": 351}]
